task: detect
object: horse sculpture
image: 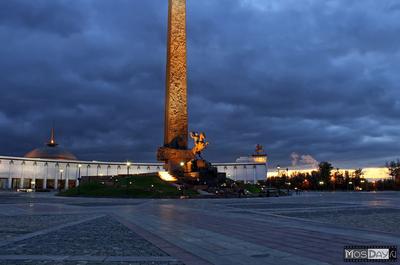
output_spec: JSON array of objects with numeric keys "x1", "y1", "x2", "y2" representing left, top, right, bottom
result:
[{"x1": 190, "y1": 132, "x2": 209, "y2": 158}]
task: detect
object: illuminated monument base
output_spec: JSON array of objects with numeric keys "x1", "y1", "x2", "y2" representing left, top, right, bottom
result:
[{"x1": 157, "y1": 132, "x2": 221, "y2": 184}]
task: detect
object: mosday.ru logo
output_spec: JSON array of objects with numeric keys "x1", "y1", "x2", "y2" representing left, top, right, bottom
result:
[
  {"x1": 344, "y1": 246, "x2": 397, "y2": 262},
  {"x1": 368, "y1": 249, "x2": 389, "y2": 260},
  {"x1": 345, "y1": 249, "x2": 367, "y2": 259}
]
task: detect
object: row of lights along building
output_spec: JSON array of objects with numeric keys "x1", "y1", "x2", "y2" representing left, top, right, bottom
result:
[{"x1": 0, "y1": 129, "x2": 268, "y2": 190}]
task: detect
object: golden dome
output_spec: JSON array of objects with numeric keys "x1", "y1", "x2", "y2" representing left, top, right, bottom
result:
[{"x1": 24, "y1": 128, "x2": 77, "y2": 161}]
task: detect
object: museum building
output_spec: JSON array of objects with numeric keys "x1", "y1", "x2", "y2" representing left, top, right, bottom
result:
[{"x1": 0, "y1": 130, "x2": 268, "y2": 190}]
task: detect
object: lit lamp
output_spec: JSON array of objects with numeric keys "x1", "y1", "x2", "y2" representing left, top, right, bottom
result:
[
  {"x1": 30, "y1": 180, "x2": 35, "y2": 190},
  {"x1": 348, "y1": 181, "x2": 354, "y2": 191},
  {"x1": 78, "y1": 164, "x2": 82, "y2": 179},
  {"x1": 126, "y1": 161, "x2": 131, "y2": 175},
  {"x1": 77, "y1": 164, "x2": 82, "y2": 194}
]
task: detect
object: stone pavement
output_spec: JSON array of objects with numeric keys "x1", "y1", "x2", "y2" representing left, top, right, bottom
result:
[{"x1": 0, "y1": 191, "x2": 399, "y2": 265}]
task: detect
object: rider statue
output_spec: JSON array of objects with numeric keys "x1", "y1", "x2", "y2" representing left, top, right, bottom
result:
[{"x1": 190, "y1": 132, "x2": 209, "y2": 159}]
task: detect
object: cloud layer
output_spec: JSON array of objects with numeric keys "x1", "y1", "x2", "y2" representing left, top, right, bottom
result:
[{"x1": 0, "y1": 0, "x2": 399, "y2": 168}]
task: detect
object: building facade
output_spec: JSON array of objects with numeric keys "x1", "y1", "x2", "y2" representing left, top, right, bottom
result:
[{"x1": 0, "y1": 155, "x2": 268, "y2": 190}]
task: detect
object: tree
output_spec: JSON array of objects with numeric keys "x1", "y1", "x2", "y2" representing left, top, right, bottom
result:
[
  {"x1": 353, "y1": 168, "x2": 364, "y2": 188},
  {"x1": 354, "y1": 168, "x2": 364, "y2": 178},
  {"x1": 318, "y1": 161, "x2": 333, "y2": 178},
  {"x1": 386, "y1": 159, "x2": 400, "y2": 182}
]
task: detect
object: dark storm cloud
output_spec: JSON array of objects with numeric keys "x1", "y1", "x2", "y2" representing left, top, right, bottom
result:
[
  {"x1": 0, "y1": 0, "x2": 399, "y2": 168},
  {"x1": 0, "y1": 0, "x2": 87, "y2": 36}
]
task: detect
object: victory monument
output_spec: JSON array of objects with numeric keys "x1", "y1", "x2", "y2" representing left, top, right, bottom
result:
[{"x1": 157, "y1": 0, "x2": 219, "y2": 182}]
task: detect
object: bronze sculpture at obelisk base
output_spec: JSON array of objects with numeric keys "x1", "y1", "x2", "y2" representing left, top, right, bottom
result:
[{"x1": 157, "y1": 0, "x2": 218, "y2": 181}]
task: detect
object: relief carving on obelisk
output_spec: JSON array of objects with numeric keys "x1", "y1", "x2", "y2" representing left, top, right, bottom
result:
[
  {"x1": 158, "y1": 0, "x2": 194, "y2": 172},
  {"x1": 164, "y1": 0, "x2": 188, "y2": 149}
]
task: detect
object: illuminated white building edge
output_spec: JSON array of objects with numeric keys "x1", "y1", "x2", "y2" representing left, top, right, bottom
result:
[{"x1": 0, "y1": 155, "x2": 268, "y2": 190}]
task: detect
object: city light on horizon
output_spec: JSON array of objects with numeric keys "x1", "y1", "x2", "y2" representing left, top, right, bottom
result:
[{"x1": 268, "y1": 167, "x2": 391, "y2": 180}]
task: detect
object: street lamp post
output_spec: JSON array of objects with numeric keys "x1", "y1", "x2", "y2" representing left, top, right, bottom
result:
[
  {"x1": 126, "y1": 181, "x2": 133, "y2": 195},
  {"x1": 126, "y1": 162, "x2": 131, "y2": 176},
  {"x1": 319, "y1": 181, "x2": 325, "y2": 191},
  {"x1": 348, "y1": 181, "x2": 353, "y2": 191},
  {"x1": 77, "y1": 164, "x2": 82, "y2": 194},
  {"x1": 286, "y1": 168, "x2": 290, "y2": 194},
  {"x1": 59, "y1": 169, "x2": 64, "y2": 191},
  {"x1": 275, "y1": 165, "x2": 281, "y2": 192},
  {"x1": 286, "y1": 182, "x2": 291, "y2": 195},
  {"x1": 331, "y1": 176, "x2": 336, "y2": 191}
]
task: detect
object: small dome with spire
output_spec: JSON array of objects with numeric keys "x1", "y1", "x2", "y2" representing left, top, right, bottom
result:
[{"x1": 24, "y1": 127, "x2": 77, "y2": 161}]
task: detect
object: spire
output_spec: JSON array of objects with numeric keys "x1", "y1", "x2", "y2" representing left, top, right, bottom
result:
[
  {"x1": 47, "y1": 126, "x2": 58, "y2": 147},
  {"x1": 254, "y1": 144, "x2": 265, "y2": 155}
]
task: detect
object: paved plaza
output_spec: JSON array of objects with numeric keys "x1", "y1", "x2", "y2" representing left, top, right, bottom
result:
[{"x1": 0, "y1": 192, "x2": 399, "y2": 265}]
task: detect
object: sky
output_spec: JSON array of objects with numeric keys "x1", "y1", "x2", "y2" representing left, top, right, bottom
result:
[{"x1": 0, "y1": 0, "x2": 399, "y2": 168}]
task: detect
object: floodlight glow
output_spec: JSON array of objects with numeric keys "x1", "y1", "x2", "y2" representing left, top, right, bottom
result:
[{"x1": 158, "y1": 171, "x2": 177, "y2": 182}]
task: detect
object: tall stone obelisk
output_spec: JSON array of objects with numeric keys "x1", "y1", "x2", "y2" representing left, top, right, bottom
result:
[
  {"x1": 158, "y1": 0, "x2": 194, "y2": 175},
  {"x1": 164, "y1": 0, "x2": 188, "y2": 149}
]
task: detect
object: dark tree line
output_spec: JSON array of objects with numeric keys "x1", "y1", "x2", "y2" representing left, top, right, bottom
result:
[{"x1": 386, "y1": 159, "x2": 400, "y2": 181}]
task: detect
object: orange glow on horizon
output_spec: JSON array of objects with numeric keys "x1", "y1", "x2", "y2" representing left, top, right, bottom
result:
[{"x1": 269, "y1": 167, "x2": 391, "y2": 180}]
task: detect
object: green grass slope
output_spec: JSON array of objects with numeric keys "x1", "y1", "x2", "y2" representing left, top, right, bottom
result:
[{"x1": 59, "y1": 174, "x2": 198, "y2": 198}]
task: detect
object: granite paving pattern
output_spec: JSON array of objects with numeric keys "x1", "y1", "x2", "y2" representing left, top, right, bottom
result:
[
  {"x1": 277, "y1": 207, "x2": 400, "y2": 234},
  {"x1": 225, "y1": 202, "x2": 354, "y2": 210},
  {"x1": 0, "y1": 261, "x2": 183, "y2": 265},
  {"x1": 0, "y1": 216, "x2": 167, "y2": 257},
  {"x1": 0, "y1": 214, "x2": 92, "y2": 240},
  {"x1": 0, "y1": 191, "x2": 399, "y2": 265}
]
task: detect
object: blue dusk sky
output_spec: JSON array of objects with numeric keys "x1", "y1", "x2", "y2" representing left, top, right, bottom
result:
[{"x1": 0, "y1": 0, "x2": 399, "y2": 168}]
